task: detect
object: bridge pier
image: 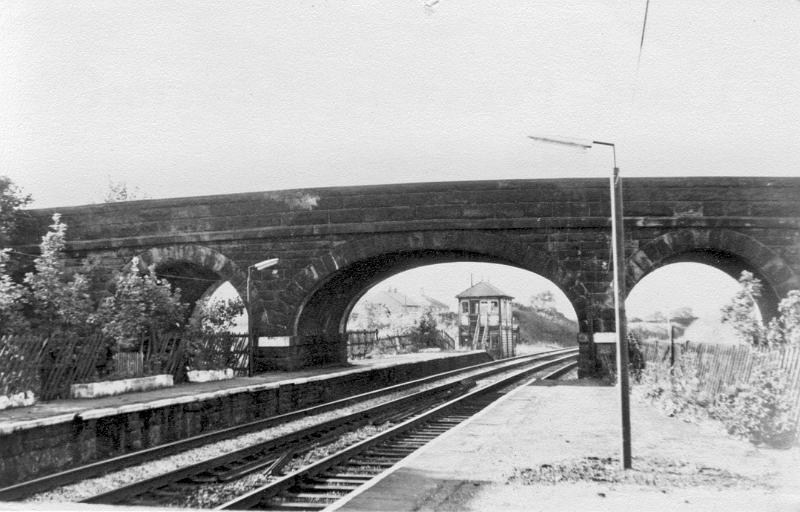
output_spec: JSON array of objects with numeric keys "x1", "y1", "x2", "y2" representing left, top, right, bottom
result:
[
  {"x1": 10, "y1": 178, "x2": 799, "y2": 380},
  {"x1": 254, "y1": 335, "x2": 347, "y2": 371}
]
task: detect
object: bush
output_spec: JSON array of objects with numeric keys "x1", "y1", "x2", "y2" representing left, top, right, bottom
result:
[
  {"x1": 637, "y1": 350, "x2": 798, "y2": 448},
  {"x1": 637, "y1": 352, "x2": 711, "y2": 419},
  {"x1": 407, "y1": 310, "x2": 439, "y2": 350},
  {"x1": 712, "y1": 362, "x2": 797, "y2": 448},
  {"x1": 597, "y1": 332, "x2": 647, "y2": 384}
]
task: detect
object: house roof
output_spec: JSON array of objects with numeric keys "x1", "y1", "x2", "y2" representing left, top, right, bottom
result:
[
  {"x1": 421, "y1": 294, "x2": 449, "y2": 310},
  {"x1": 358, "y1": 288, "x2": 453, "y2": 313},
  {"x1": 455, "y1": 281, "x2": 513, "y2": 299},
  {"x1": 370, "y1": 290, "x2": 424, "y2": 309}
]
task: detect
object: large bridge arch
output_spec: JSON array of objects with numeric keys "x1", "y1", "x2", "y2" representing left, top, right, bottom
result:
[
  {"x1": 10, "y1": 177, "x2": 800, "y2": 374},
  {"x1": 626, "y1": 229, "x2": 800, "y2": 320},
  {"x1": 289, "y1": 231, "x2": 591, "y2": 343}
]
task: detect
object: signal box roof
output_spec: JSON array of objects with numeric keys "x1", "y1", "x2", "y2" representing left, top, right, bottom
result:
[{"x1": 456, "y1": 281, "x2": 514, "y2": 299}]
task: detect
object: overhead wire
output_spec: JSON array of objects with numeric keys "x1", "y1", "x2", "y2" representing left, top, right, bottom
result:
[{"x1": 637, "y1": 0, "x2": 651, "y2": 71}]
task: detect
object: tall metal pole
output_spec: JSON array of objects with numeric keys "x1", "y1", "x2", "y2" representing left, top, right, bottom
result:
[
  {"x1": 247, "y1": 266, "x2": 254, "y2": 377},
  {"x1": 526, "y1": 135, "x2": 632, "y2": 469},
  {"x1": 610, "y1": 165, "x2": 632, "y2": 469},
  {"x1": 245, "y1": 258, "x2": 279, "y2": 377}
]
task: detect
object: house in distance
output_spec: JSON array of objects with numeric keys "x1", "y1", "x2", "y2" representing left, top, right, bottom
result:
[{"x1": 456, "y1": 282, "x2": 518, "y2": 358}]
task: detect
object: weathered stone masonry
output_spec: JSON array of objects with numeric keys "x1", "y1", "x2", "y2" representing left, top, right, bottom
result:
[
  {"x1": 10, "y1": 178, "x2": 800, "y2": 376},
  {"x1": 0, "y1": 352, "x2": 490, "y2": 487}
]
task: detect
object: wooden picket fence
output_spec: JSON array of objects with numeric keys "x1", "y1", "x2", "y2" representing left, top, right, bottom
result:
[
  {"x1": 1, "y1": 333, "x2": 112, "y2": 400},
  {"x1": 640, "y1": 339, "x2": 800, "y2": 421},
  {"x1": 346, "y1": 330, "x2": 457, "y2": 360},
  {"x1": 0, "y1": 334, "x2": 47, "y2": 397},
  {"x1": 113, "y1": 332, "x2": 250, "y2": 379},
  {"x1": 1, "y1": 330, "x2": 252, "y2": 402},
  {"x1": 185, "y1": 333, "x2": 250, "y2": 376},
  {"x1": 346, "y1": 330, "x2": 378, "y2": 359}
]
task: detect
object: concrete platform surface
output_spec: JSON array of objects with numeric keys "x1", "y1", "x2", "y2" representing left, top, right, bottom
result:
[
  {"x1": 0, "y1": 351, "x2": 476, "y2": 432},
  {"x1": 336, "y1": 380, "x2": 800, "y2": 512}
]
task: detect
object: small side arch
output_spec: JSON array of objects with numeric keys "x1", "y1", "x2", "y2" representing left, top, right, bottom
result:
[
  {"x1": 627, "y1": 229, "x2": 800, "y2": 319},
  {"x1": 128, "y1": 245, "x2": 248, "y2": 311}
]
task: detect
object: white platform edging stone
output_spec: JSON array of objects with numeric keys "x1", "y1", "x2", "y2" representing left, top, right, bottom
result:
[
  {"x1": 0, "y1": 390, "x2": 36, "y2": 410},
  {"x1": 186, "y1": 368, "x2": 235, "y2": 383},
  {"x1": 69, "y1": 374, "x2": 174, "y2": 399}
]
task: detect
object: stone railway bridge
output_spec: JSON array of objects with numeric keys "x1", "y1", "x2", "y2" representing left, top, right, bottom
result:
[{"x1": 11, "y1": 178, "x2": 800, "y2": 376}]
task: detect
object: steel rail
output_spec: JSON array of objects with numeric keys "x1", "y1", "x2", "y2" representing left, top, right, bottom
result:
[
  {"x1": 542, "y1": 360, "x2": 579, "y2": 380},
  {"x1": 0, "y1": 347, "x2": 574, "y2": 501},
  {"x1": 81, "y1": 349, "x2": 576, "y2": 506},
  {"x1": 80, "y1": 386, "x2": 462, "y2": 505},
  {"x1": 216, "y1": 352, "x2": 577, "y2": 510}
]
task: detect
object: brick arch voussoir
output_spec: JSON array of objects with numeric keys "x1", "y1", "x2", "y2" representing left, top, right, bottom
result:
[
  {"x1": 627, "y1": 229, "x2": 800, "y2": 300},
  {"x1": 129, "y1": 245, "x2": 248, "y2": 299},
  {"x1": 291, "y1": 231, "x2": 586, "y2": 335}
]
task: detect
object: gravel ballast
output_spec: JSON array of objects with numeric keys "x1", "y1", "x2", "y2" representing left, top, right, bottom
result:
[{"x1": 25, "y1": 354, "x2": 564, "y2": 505}]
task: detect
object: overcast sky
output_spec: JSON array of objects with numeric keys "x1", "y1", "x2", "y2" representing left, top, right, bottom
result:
[
  {"x1": 2, "y1": 2, "x2": 793, "y2": 335},
  {"x1": 2, "y1": 1, "x2": 798, "y2": 208}
]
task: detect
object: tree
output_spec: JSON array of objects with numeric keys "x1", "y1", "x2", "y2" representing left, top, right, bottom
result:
[
  {"x1": 104, "y1": 179, "x2": 148, "y2": 203},
  {"x1": 0, "y1": 249, "x2": 29, "y2": 335},
  {"x1": 530, "y1": 290, "x2": 557, "y2": 316},
  {"x1": 408, "y1": 309, "x2": 439, "y2": 349},
  {"x1": 0, "y1": 175, "x2": 32, "y2": 245},
  {"x1": 23, "y1": 214, "x2": 94, "y2": 336},
  {"x1": 189, "y1": 296, "x2": 245, "y2": 335},
  {"x1": 669, "y1": 307, "x2": 697, "y2": 327},
  {"x1": 95, "y1": 258, "x2": 187, "y2": 352},
  {"x1": 722, "y1": 271, "x2": 800, "y2": 347},
  {"x1": 764, "y1": 291, "x2": 800, "y2": 346},
  {"x1": 721, "y1": 271, "x2": 765, "y2": 345}
]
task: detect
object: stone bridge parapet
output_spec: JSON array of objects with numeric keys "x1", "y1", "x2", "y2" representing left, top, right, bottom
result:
[{"x1": 11, "y1": 177, "x2": 800, "y2": 375}]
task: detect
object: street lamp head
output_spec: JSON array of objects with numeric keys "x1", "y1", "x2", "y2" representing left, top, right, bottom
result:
[
  {"x1": 526, "y1": 135, "x2": 593, "y2": 150},
  {"x1": 251, "y1": 258, "x2": 279, "y2": 271},
  {"x1": 527, "y1": 135, "x2": 617, "y2": 170}
]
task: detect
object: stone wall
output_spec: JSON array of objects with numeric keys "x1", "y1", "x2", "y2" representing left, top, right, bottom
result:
[
  {"x1": 10, "y1": 178, "x2": 800, "y2": 376},
  {"x1": 0, "y1": 352, "x2": 491, "y2": 487}
]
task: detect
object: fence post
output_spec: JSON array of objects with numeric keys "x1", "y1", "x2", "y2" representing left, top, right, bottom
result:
[{"x1": 669, "y1": 323, "x2": 675, "y2": 367}]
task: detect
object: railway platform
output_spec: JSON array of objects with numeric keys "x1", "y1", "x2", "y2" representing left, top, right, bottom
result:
[
  {"x1": 0, "y1": 350, "x2": 489, "y2": 488},
  {"x1": 336, "y1": 380, "x2": 800, "y2": 512},
  {"x1": 0, "y1": 351, "x2": 483, "y2": 429}
]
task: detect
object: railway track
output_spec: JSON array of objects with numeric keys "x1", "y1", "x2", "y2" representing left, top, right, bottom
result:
[
  {"x1": 216, "y1": 355, "x2": 577, "y2": 511},
  {"x1": 76, "y1": 351, "x2": 575, "y2": 508},
  {"x1": 80, "y1": 383, "x2": 470, "y2": 507},
  {"x1": 0, "y1": 347, "x2": 574, "y2": 502},
  {"x1": 5, "y1": 349, "x2": 575, "y2": 508}
]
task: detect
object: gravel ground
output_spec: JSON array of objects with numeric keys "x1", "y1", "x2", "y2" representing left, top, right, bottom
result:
[
  {"x1": 338, "y1": 380, "x2": 800, "y2": 512},
  {"x1": 181, "y1": 424, "x2": 389, "y2": 509},
  {"x1": 25, "y1": 353, "x2": 563, "y2": 505},
  {"x1": 507, "y1": 456, "x2": 765, "y2": 490},
  {"x1": 175, "y1": 365, "x2": 555, "y2": 508}
]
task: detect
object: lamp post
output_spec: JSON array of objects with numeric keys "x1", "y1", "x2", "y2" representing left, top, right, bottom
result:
[
  {"x1": 527, "y1": 136, "x2": 632, "y2": 470},
  {"x1": 246, "y1": 258, "x2": 280, "y2": 377}
]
